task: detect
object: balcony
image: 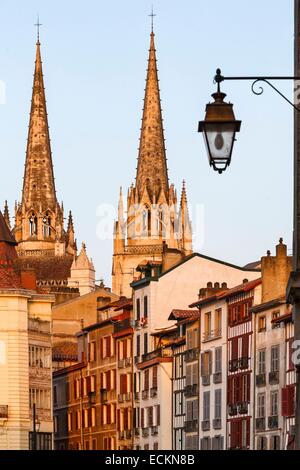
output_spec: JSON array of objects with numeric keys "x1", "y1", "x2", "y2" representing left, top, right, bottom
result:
[
  {"x1": 134, "y1": 392, "x2": 140, "y2": 401},
  {"x1": 88, "y1": 391, "x2": 96, "y2": 404},
  {"x1": 142, "y1": 390, "x2": 149, "y2": 400},
  {"x1": 202, "y1": 375, "x2": 210, "y2": 386},
  {"x1": 239, "y1": 357, "x2": 249, "y2": 370},
  {"x1": 119, "y1": 430, "x2": 126, "y2": 440},
  {"x1": 125, "y1": 393, "x2": 132, "y2": 402},
  {"x1": 118, "y1": 359, "x2": 125, "y2": 369},
  {"x1": 0, "y1": 405, "x2": 8, "y2": 419},
  {"x1": 228, "y1": 404, "x2": 238, "y2": 416},
  {"x1": 184, "y1": 420, "x2": 198, "y2": 433},
  {"x1": 150, "y1": 387, "x2": 158, "y2": 398},
  {"x1": 238, "y1": 402, "x2": 248, "y2": 415},
  {"x1": 213, "y1": 372, "x2": 222, "y2": 384},
  {"x1": 125, "y1": 357, "x2": 132, "y2": 367},
  {"x1": 185, "y1": 349, "x2": 199, "y2": 363},
  {"x1": 134, "y1": 356, "x2": 140, "y2": 365},
  {"x1": 269, "y1": 371, "x2": 279, "y2": 385},
  {"x1": 268, "y1": 416, "x2": 279, "y2": 430},
  {"x1": 141, "y1": 348, "x2": 172, "y2": 363},
  {"x1": 213, "y1": 419, "x2": 222, "y2": 430},
  {"x1": 201, "y1": 420, "x2": 210, "y2": 432},
  {"x1": 125, "y1": 430, "x2": 132, "y2": 439},
  {"x1": 100, "y1": 389, "x2": 108, "y2": 403},
  {"x1": 256, "y1": 374, "x2": 266, "y2": 387},
  {"x1": 134, "y1": 428, "x2": 140, "y2": 437},
  {"x1": 229, "y1": 359, "x2": 239, "y2": 373},
  {"x1": 118, "y1": 393, "x2": 125, "y2": 403},
  {"x1": 114, "y1": 318, "x2": 131, "y2": 333},
  {"x1": 151, "y1": 426, "x2": 159, "y2": 436},
  {"x1": 184, "y1": 384, "x2": 199, "y2": 398},
  {"x1": 203, "y1": 329, "x2": 222, "y2": 342},
  {"x1": 256, "y1": 417, "x2": 266, "y2": 431},
  {"x1": 142, "y1": 428, "x2": 149, "y2": 438}
]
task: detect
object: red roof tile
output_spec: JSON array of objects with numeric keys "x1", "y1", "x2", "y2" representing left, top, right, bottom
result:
[{"x1": 168, "y1": 309, "x2": 200, "y2": 320}]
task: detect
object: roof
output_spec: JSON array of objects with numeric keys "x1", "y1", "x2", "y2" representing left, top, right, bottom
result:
[
  {"x1": 244, "y1": 260, "x2": 261, "y2": 270},
  {"x1": 0, "y1": 212, "x2": 17, "y2": 245},
  {"x1": 218, "y1": 278, "x2": 261, "y2": 300},
  {"x1": 98, "y1": 296, "x2": 131, "y2": 311},
  {"x1": 52, "y1": 341, "x2": 78, "y2": 361},
  {"x1": 168, "y1": 309, "x2": 200, "y2": 321},
  {"x1": 272, "y1": 311, "x2": 293, "y2": 324},
  {"x1": 251, "y1": 297, "x2": 286, "y2": 314},
  {"x1": 14, "y1": 255, "x2": 73, "y2": 282}
]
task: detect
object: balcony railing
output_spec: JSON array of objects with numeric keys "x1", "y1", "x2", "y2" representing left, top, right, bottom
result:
[
  {"x1": 202, "y1": 375, "x2": 210, "y2": 386},
  {"x1": 213, "y1": 372, "x2": 222, "y2": 384},
  {"x1": 229, "y1": 359, "x2": 239, "y2": 373},
  {"x1": 201, "y1": 420, "x2": 210, "y2": 432},
  {"x1": 268, "y1": 416, "x2": 279, "y2": 430},
  {"x1": 125, "y1": 393, "x2": 132, "y2": 402},
  {"x1": 125, "y1": 357, "x2": 132, "y2": 367},
  {"x1": 134, "y1": 356, "x2": 140, "y2": 365},
  {"x1": 142, "y1": 390, "x2": 149, "y2": 400},
  {"x1": 151, "y1": 426, "x2": 159, "y2": 436},
  {"x1": 142, "y1": 428, "x2": 149, "y2": 438},
  {"x1": 119, "y1": 430, "x2": 126, "y2": 440},
  {"x1": 100, "y1": 389, "x2": 108, "y2": 403},
  {"x1": 185, "y1": 349, "x2": 199, "y2": 363},
  {"x1": 141, "y1": 348, "x2": 172, "y2": 363},
  {"x1": 184, "y1": 420, "x2": 198, "y2": 433},
  {"x1": 118, "y1": 359, "x2": 125, "y2": 369},
  {"x1": 238, "y1": 402, "x2": 248, "y2": 415},
  {"x1": 125, "y1": 430, "x2": 132, "y2": 439},
  {"x1": 256, "y1": 417, "x2": 266, "y2": 431},
  {"x1": 203, "y1": 329, "x2": 222, "y2": 342},
  {"x1": 269, "y1": 371, "x2": 279, "y2": 385},
  {"x1": 239, "y1": 357, "x2": 249, "y2": 370},
  {"x1": 256, "y1": 374, "x2": 266, "y2": 387},
  {"x1": 228, "y1": 404, "x2": 238, "y2": 416},
  {"x1": 134, "y1": 428, "x2": 140, "y2": 437},
  {"x1": 184, "y1": 384, "x2": 199, "y2": 398},
  {"x1": 118, "y1": 393, "x2": 125, "y2": 403},
  {"x1": 213, "y1": 418, "x2": 222, "y2": 430},
  {"x1": 134, "y1": 392, "x2": 140, "y2": 401},
  {"x1": 150, "y1": 387, "x2": 158, "y2": 398}
]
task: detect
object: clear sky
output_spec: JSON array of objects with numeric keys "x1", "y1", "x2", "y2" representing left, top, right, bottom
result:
[{"x1": 0, "y1": 0, "x2": 294, "y2": 284}]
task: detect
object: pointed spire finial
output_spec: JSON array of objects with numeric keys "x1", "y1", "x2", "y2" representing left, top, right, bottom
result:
[
  {"x1": 149, "y1": 5, "x2": 156, "y2": 34},
  {"x1": 3, "y1": 201, "x2": 11, "y2": 229},
  {"x1": 34, "y1": 15, "x2": 42, "y2": 44}
]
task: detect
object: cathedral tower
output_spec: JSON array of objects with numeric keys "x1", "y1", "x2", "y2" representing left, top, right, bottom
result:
[
  {"x1": 112, "y1": 29, "x2": 193, "y2": 297},
  {"x1": 12, "y1": 33, "x2": 79, "y2": 294}
]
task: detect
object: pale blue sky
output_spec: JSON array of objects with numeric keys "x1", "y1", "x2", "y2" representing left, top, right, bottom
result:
[{"x1": 0, "y1": 0, "x2": 294, "y2": 284}]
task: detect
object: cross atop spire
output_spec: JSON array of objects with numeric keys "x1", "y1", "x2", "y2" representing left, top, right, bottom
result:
[
  {"x1": 34, "y1": 15, "x2": 42, "y2": 44},
  {"x1": 149, "y1": 6, "x2": 156, "y2": 33}
]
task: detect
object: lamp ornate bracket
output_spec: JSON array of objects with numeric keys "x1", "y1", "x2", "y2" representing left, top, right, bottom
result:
[{"x1": 214, "y1": 68, "x2": 300, "y2": 113}]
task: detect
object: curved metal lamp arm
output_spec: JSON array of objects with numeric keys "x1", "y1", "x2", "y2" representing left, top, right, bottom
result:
[
  {"x1": 251, "y1": 79, "x2": 300, "y2": 112},
  {"x1": 214, "y1": 68, "x2": 300, "y2": 113}
]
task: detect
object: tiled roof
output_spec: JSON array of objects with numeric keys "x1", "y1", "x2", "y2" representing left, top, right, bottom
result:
[
  {"x1": 218, "y1": 278, "x2": 261, "y2": 299},
  {"x1": 0, "y1": 211, "x2": 17, "y2": 245},
  {"x1": 98, "y1": 296, "x2": 132, "y2": 311},
  {"x1": 52, "y1": 341, "x2": 78, "y2": 361},
  {"x1": 168, "y1": 309, "x2": 200, "y2": 320},
  {"x1": 14, "y1": 255, "x2": 73, "y2": 282}
]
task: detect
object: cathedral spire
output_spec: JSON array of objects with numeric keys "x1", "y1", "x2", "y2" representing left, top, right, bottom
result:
[
  {"x1": 3, "y1": 201, "x2": 11, "y2": 229},
  {"x1": 21, "y1": 36, "x2": 56, "y2": 211},
  {"x1": 135, "y1": 31, "x2": 169, "y2": 202},
  {"x1": 179, "y1": 180, "x2": 193, "y2": 254}
]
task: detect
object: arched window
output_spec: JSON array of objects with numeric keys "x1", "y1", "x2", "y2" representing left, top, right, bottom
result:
[
  {"x1": 29, "y1": 212, "x2": 37, "y2": 236},
  {"x1": 42, "y1": 211, "x2": 52, "y2": 238},
  {"x1": 142, "y1": 205, "x2": 151, "y2": 235}
]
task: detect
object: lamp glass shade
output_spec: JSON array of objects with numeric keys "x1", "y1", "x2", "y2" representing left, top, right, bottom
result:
[{"x1": 203, "y1": 122, "x2": 237, "y2": 172}]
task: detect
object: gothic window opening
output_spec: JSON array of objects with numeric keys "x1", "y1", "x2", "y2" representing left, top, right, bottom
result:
[
  {"x1": 29, "y1": 212, "x2": 38, "y2": 236},
  {"x1": 43, "y1": 212, "x2": 52, "y2": 238},
  {"x1": 142, "y1": 205, "x2": 151, "y2": 235}
]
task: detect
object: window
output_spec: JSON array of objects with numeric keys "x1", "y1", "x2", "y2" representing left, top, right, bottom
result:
[
  {"x1": 104, "y1": 336, "x2": 111, "y2": 358},
  {"x1": 136, "y1": 299, "x2": 140, "y2": 321},
  {"x1": 258, "y1": 316, "x2": 266, "y2": 332},
  {"x1": 120, "y1": 374, "x2": 128, "y2": 394},
  {"x1": 175, "y1": 429, "x2": 183, "y2": 450},
  {"x1": 84, "y1": 409, "x2": 89, "y2": 428},
  {"x1": 54, "y1": 416, "x2": 58, "y2": 434},
  {"x1": 175, "y1": 354, "x2": 184, "y2": 379},
  {"x1": 147, "y1": 406, "x2": 153, "y2": 427},
  {"x1": 144, "y1": 333, "x2": 148, "y2": 355},
  {"x1": 42, "y1": 211, "x2": 52, "y2": 238},
  {"x1": 91, "y1": 407, "x2": 96, "y2": 427},
  {"x1": 201, "y1": 351, "x2": 212, "y2": 377},
  {"x1": 152, "y1": 366, "x2": 158, "y2": 389},
  {"x1": 186, "y1": 363, "x2": 198, "y2": 385},
  {"x1": 187, "y1": 399, "x2": 198, "y2": 421},
  {"x1": 215, "y1": 309, "x2": 222, "y2": 335},
  {"x1": 215, "y1": 389, "x2": 222, "y2": 420},
  {"x1": 201, "y1": 437, "x2": 211, "y2": 450},
  {"x1": 204, "y1": 312, "x2": 211, "y2": 338},
  {"x1": 187, "y1": 328, "x2": 198, "y2": 350},
  {"x1": 89, "y1": 342, "x2": 96, "y2": 362},
  {"x1": 258, "y1": 350, "x2": 266, "y2": 374},
  {"x1": 175, "y1": 392, "x2": 183, "y2": 416},
  {"x1": 241, "y1": 419, "x2": 248, "y2": 449},
  {"x1": 271, "y1": 391, "x2": 278, "y2": 417},
  {"x1": 144, "y1": 296, "x2": 148, "y2": 319},
  {"x1": 271, "y1": 346, "x2": 279, "y2": 372},
  {"x1": 212, "y1": 436, "x2": 224, "y2": 450},
  {"x1": 257, "y1": 436, "x2": 267, "y2": 451},
  {"x1": 215, "y1": 348, "x2": 222, "y2": 374},
  {"x1": 67, "y1": 412, "x2": 72, "y2": 432},
  {"x1": 270, "y1": 435, "x2": 280, "y2": 450},
  {"x1": 144, "y1": 369, "x2": 149, "y2": 391},
  {"x1": 203, "y1": 392, "x2": 210, "y2": 421},
  {"x1": 29, "y1": 212, "x2": 38, "y2": 236},
  {"x1": 76, "y1": 410, "x2": 81, "y2": 429},
  {"x1": 186, "y1": 435, "x2": 199, "y2": 450},
  {"x1": 53, "y1": 386, "x2": 57, "y2": 406},
  {"x1": 136, "y1": 335, "x2": 140, "y2": 357},
  {"x1": 257, "y1": 393, "x2": 266, "y2": 418}
]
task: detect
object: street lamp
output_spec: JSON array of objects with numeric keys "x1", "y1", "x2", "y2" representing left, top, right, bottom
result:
[{"x1": 198, "y1": 69, "x2": 241, "y2": 174}]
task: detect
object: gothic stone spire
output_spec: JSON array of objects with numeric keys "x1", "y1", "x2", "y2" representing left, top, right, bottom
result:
[
  {"x1": 22, "y1": 39, "x2": 56, "y2": 211},
  {"x1": 135, "y1": 32, "x2": 169, "y2": 202}
]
